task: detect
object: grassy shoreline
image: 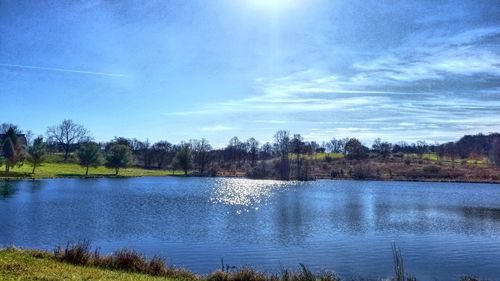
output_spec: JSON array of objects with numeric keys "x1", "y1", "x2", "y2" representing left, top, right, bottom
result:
[
  {"x1": 0, "y1": 161, "x2": 499, "y2": 184},
  {"x1": 0, "y1": 245, "x2": 487, "y2": 281},
  {"x1": 0, "y1": 248, "x2": 176, "y2": 280}
]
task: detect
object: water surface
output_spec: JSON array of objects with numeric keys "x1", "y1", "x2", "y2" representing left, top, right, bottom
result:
[{"x1": 1, "y1": 177, "x2": 499, "y2": 280}]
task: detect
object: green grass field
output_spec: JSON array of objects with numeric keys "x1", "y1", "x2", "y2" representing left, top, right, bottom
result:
[
  {"x1": 0, "y1": 162, "x2": 185, "y2": 179},
  {"x1": 0, "y1": 249, "x2": 177, "y2": 281}
]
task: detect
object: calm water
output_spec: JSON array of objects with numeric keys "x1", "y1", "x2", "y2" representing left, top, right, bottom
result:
[{"x1": 1, "y1": 177, "x2": 499, "y2": 280}]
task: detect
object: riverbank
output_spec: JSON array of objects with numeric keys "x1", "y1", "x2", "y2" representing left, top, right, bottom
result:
[
  {"x1": 0, "y1": 246, "x2": 486, "y2": 281},
  {"x1": 0, "y1": 158, "x2": 499, "y2": 184}
]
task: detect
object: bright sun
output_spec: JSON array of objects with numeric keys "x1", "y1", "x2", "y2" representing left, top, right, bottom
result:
[{"x1": 249, "y1": 0, "x2": 298, "y2": 11}]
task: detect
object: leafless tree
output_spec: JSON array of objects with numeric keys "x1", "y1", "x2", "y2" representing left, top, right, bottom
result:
[
  {"x1": 291, "y1": 134, "x2": 304, "y2": 179},
  {"x1": 246, "y1": 137, "x2": 259, "y2": 166},
  {"x1": 0, "y1": 123, "x2": 21, "y2": 134},
  {"x1": 47, "y1": 120, "x2": 90, "y2": 161},
  {"x1": 191, "y1": 138, "x2": 212, "y2": 174},
  {"x1": 274, "y1": 130, "x2": 290, "y2": 180},
  {"x1": 151, "y1": 141, "x2": 173, "y2": 169}
]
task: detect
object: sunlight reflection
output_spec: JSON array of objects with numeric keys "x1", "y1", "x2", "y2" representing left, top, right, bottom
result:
[{"x1": 210, "y1": 178, "x2": 293, "y2": 207}]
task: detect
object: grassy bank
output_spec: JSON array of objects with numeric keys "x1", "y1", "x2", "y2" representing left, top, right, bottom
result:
[
  {"x1": 0, "y1": 162, "x2": 185, "y2": 179},
  {"x1": 0, "y1": 244, "x2": 488, "y2": 281},
  {"x1": 0, "y1": 248, "x2": 176, "y2": 280}
]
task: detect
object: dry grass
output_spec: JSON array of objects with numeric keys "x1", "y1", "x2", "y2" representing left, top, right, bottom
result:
[{"x1": 54, "y1": 241, "x2": 195, "y2": 279}]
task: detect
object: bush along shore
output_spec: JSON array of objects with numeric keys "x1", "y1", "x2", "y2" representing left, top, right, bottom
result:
[{"x1": 0, "y1": 241, "x2": 490, "y2": 281}]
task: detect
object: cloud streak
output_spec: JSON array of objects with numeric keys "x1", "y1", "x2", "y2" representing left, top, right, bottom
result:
[
  {"x1": 0, "y1": 63, "x2": 128, "y2": 78},
  {"x1": 166, "y1": 26, "x2": 500, "y2": 143}
]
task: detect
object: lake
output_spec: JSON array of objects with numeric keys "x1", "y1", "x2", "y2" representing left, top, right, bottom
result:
[{"x1": 1, "y1": 177, "x2": 499, "y2": 280}]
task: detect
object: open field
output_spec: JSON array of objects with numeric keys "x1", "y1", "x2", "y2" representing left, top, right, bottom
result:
[{"x1": 0, "y1": 162, "x2": 185, "y2": 179}]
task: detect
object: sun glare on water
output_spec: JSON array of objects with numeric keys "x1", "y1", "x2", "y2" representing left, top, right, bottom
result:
[{"x1": 210, "y1": 178, "x2": 293, "y2": 209}]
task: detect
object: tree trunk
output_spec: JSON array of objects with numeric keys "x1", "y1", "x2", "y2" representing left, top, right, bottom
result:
[
  {"x1": 115, "y1": 168, "x2": 119, "y2": 175},
  {"x1": 85, "y1": 166, "x2": 89, "y2": 176},
  {"x1": 64, "y1": 147, "x2": 69, "y2": 162},
  {"x1": 5, "y1": 164, "x2": 9, "y2": 173},
  {"x1": 184, "y1": 168, "x2": 187, "y2": 176},
  {"x1": 32, "y1": 164, "x2": 36, "y2": 174}
]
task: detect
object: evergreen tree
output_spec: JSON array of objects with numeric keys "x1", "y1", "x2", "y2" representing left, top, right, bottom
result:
[{"x1": 2, "y1": 127, "x2": 25, "y2": 173}]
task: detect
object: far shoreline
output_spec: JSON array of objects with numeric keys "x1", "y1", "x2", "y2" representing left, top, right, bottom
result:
[{"x1": 2, "y1": 172, "x2": 499, "y2": 185}]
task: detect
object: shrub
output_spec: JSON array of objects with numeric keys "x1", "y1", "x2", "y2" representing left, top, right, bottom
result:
[
  {"x1": 209, "y1": 271, "x2": 232, "y2": 281},
  {"x1": 53, "y1": 241, "x2": 195, "y2": 279},
  {"x1": 423, "y1": 165, "x2": 441, "y2": 174},
  {"x1": 54, "y1": 240, "x2": 93, "y2": 266},
  {"x1": 352, "y1": 163, "x2": 375, "y2": 180},
  {"x1": 247, "y1": 162, "x2": 269, "y2": 179},
  {"x1": 330, "y1": 170, "x2": 339, "y2": 178},
  {"x1": 233, "y1": 268, "x2": 267, "y2": 281},
  {"x1": 111, "y1": 249, "x2": 148, "y2": 272}
]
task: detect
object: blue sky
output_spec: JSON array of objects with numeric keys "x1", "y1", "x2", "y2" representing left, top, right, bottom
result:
[{"x1": 1, "y1": 0, "x2": 499, "y2": 147}]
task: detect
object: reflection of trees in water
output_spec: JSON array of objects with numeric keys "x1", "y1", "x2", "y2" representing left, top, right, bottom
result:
[
  {"x1": 0, "y1": 181, "x2": 18, "y2": 198},
  {"x1": 275, "y1": 190, "x2": 306, "y2": 245},
  {"x1": 328, "y1": 187, "x2": 367, "y2": 235},
  {"x1": 343, "y1": 187, "x2": 364, "y2": 233},
  {"x1": 459, "y1": 206, "x2": 500, "y2": 220},
  {"x1": 371, "y1": 191, "x2": 500, "y2": 235},
  {"x1": 28, "y1": 180, "x2": 44, "y2": 193}
]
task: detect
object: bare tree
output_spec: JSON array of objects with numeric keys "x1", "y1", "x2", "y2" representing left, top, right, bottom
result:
[
  {"x1": 47, "y1": 120, "x2": 90, "y2": 161},
  {"x1": 290, "y1": 134, "x2": 304, "y2": 179},
  {"x1": 260, "y1": 142, "x2": 274, "y2": 160},
  {"x1": 246, "y1": 137, "x2": 259, "y2": 166},
  {"x1": 151, "y1": 141, "x2": 173, "y2": 169},
  {"x1": 226, "y1": 136, "x2": 246, "y2": 166},
  {"x1": 0, "y1": 123, "x2": 21, "y2": 134},
  {"x1": 175, "y1": 142, "x2": 192, "y2": 175},
  {"x1": 372, "y1": 138, "x2": 392, "y2": 159},
  {"x1": 489, "y1": 139, "x2": 500, "y2": 167},
  {"x1": 191, "y1": 138, "x2": 212, "y2": 174},
  {"x1": 274, "y1": 130, "x2": 290, "y2": 180}
]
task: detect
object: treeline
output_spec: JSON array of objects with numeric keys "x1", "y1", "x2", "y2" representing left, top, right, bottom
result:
[{"x1": 1, "y1": 120, "x2": 499, "y2": 179}]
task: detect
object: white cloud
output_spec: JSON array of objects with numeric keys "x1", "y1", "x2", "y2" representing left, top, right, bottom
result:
[{"x1": 201, "y1": 125, "x2": 235, "y2": 132}]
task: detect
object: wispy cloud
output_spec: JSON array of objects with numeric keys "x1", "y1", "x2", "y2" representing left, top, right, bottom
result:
[
  {"x1": 351, "y1": 27, "x2": 500, "y2": 85},
  {"x1": 166, "y1": 26, "x2": 500, "y2": 143},
  {"x1": 0, "y1": 63, "x2": 128, "y2": 78},
  {"x1": 201, "y1": 125, "x2": 235, "y2": 132}
]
